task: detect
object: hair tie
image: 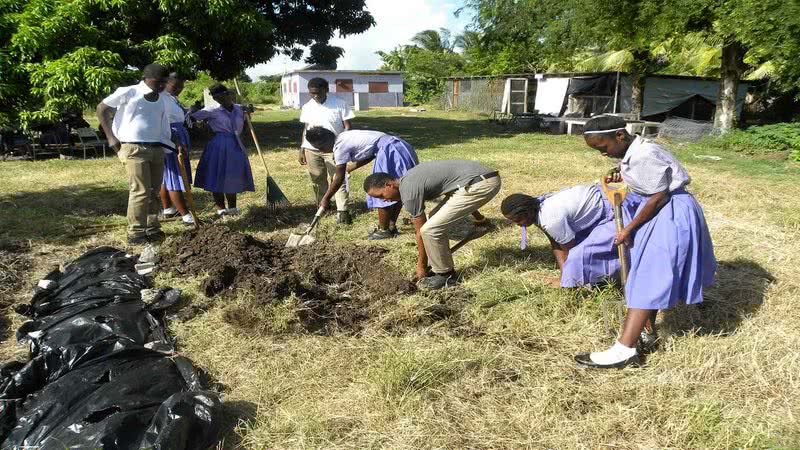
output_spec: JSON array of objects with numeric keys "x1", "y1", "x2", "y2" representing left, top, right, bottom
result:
[{"x1": 583, "y1": 128, "x2": 625, "y2": 135}]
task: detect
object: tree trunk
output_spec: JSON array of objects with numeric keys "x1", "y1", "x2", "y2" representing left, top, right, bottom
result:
[
  {"x1": 714, "y1": 41, "x2": 746, "y2": 133},
  {"x1": 629, "y1": 71, "x2": 645, "y2": 119}
]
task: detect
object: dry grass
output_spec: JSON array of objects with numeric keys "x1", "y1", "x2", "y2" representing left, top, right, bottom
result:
[{"x1": 1, "y1": 108, "x2": 799, "y2": 449}]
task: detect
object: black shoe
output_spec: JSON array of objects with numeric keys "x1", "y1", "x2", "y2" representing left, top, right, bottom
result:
[
  {"x1": 147, "y1": 231, "x2": 166, "y2": 243},
  {"x1": 574, "y1": 352, "x2": 641, "y2": 369},
  {"x1": 418, "y1": 271, "x2": 458, "y2": 290},
  {"x1": 368, "y1": 228, "x2": 397, "y2": 240},
  {"x1": 638, "y1": 329, "x2": 659, "y2": 354},
  {"x1": 127, "y1": 235, "x2": 148, "y2": 245},
  {"x1": 337, "y1": 211, "x2": 352, "y2": 225}
]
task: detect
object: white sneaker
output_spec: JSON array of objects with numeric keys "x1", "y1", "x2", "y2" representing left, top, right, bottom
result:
[
  {"x1": 216, "y1": 209, "x2": 227, "y2": 216},
  {"x1": 181, "y1": 213, "x2": 195, "y2": 225},
  {"x1": 225, "y1": 207, "x2": 240, "y2": 216},
  {"x1": 162, "y1": 207, "x2": 178, "y2": 216}
]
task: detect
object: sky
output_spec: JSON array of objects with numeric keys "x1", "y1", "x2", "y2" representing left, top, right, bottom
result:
[{"x1": 246, "y1": 0, "x2": 472, "y2": 79}]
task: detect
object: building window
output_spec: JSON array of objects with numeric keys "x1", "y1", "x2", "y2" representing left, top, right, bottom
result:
[
  {"x1": 336, "y1": 79, "x2": 354, "y2": 92},
  {"x1": 369, "y1": 82, "x2": 389, "y2": 93},
  {"x1": 293, "y1": 82, "x2": 298, "y2": 93}
]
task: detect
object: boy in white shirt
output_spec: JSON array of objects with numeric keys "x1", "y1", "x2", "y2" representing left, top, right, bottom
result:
[
  {"x1": 96, "y1": 63, "x2": 184, "y2": 245},
  {"x1": 298, "y1": 77, "x2": 355, "y2": 224}
]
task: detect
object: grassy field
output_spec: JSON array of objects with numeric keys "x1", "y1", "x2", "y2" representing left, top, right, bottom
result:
[{"x1": 1, "y1": 108, "x2": 799, "y2": 449}]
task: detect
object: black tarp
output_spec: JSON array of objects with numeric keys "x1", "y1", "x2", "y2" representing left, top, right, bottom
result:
[{"x1": 0, "y1": 247, "x2": 223, "y2": 449}]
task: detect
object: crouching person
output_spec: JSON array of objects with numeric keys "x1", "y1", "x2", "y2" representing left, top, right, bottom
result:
[{"x1": 364, "y1": 160, "x2": 501, "y2": 290}]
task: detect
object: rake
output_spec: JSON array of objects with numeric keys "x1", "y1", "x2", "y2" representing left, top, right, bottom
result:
[{"x1": 232, "y1": 78, "x2": 289, "y2": 211}]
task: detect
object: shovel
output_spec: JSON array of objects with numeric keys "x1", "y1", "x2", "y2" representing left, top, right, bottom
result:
[
  {"x1": 286, "y1": 206, "x2": 326, "y2": 247},
  {"x1": 600, "y1": 177, "x2": 628, "y2": 333}
]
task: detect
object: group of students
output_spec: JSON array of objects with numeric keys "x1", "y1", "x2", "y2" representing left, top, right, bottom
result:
[{"x1": 99, "y1": 66, "x2": 716, "y2": 369}]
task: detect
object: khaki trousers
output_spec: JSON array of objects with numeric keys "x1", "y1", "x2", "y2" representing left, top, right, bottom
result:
[
  {"x1": 304, "y1": 149, "x2": 349, "y2": 211},
  {"x1": 421, "y1": 176, "x2": 502, "y2": 273},
  {"x1": 118, "y1": 144, "x2": 165, "y2": 238}
]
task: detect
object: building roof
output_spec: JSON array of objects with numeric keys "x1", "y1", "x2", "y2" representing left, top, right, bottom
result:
[
  {"x1": 446, "y1": 72, "x2": 754, "y2": 84},
  {"x1": 284, "y1": 70, "x2": 403, "y2": 76}
]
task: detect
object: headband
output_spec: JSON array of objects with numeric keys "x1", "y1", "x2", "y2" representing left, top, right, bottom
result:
[{"x1": 583, "y1": 128, "x2": 625, "y2": 135}]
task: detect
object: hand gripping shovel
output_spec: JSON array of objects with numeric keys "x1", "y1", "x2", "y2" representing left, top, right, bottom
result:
[
  {"x1": 600, "y1": 177, "x2": 629, "y2": 333},
  {"x1": 286, "y1": 206, "x2": 325, "y2": 247}
]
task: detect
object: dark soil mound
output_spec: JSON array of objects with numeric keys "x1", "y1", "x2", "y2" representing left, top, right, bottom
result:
[{"x1": 161, "y1": 225, "x2": 415, "y2": 334}]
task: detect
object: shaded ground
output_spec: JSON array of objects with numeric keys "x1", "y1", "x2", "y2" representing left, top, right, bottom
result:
[
  {"x1": 0, "y1": 242, "x2": 31, "y2": 340},
  {"x1": 161, "y1": 225, "x2": 416, "y2": 335}
]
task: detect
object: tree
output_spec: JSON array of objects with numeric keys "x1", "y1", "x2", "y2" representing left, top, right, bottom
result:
[{"x1": 1, "y1": 0, "x2": 374, "y2": 128}]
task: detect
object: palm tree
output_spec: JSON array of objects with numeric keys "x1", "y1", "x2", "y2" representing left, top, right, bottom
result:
[{"x1": 411, "y1": 29, "x2": 455, "y2": 52}]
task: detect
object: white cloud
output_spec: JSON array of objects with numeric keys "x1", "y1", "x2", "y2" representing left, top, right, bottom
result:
[{"x1": 247, "y1": 0, "x2": 471, "y2": 79}]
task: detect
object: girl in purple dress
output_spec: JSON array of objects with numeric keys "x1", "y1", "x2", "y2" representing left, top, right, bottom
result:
[
  {"x1": 190, "y1": 83, "x2": 255, "y2": 216},
  {"x1": 501, "y1": 184, "x2": 642, "y2": 287},
  {"x1": 159, "y1": 73, "x2": 194, "y2": 225},
  {"x1": 575, "y1": 115, "x2": 716, "y2": 369}
]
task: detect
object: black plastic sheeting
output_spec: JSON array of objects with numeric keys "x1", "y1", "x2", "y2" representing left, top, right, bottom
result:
[{"x1": 0, "y1": 247, "x2": 223, "y2": 449}]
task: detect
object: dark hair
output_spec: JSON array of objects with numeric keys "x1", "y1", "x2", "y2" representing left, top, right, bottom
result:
[
  {"x1": 363, "y1": 172, "x2": 396, "y2": 192},
  {"x1": 305, "y1": 127, "x2": 336, "y2": 149},
  {"x1": 142, "y1": 63, "x2": 168, "y2": 79},
  {"x1": 307, "y1": 77, "x2": 329, "y2": 91},
  {"x1": 584, "y1": 115, "x2": 628, "y2": 138},
  {"x1": 501, "y1": 193, "x2": 540, "y2": 224},
  {"x1": 208, "y1": 83, "x2": 229, "y2": 96}
]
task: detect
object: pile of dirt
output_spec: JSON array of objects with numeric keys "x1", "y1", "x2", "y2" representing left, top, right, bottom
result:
[{"x1": 161, "y1": 225, "x2": 415, "y2": 334}]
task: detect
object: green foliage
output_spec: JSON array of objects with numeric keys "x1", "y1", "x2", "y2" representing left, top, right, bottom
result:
[
  {"x1": 710, "y1": 122, "x2": 800, "y2": 161},
  {"x1": 179, "y1": 72, "x2": 280, "y2": 106},
  {"x1": 0, "y1": 0, "x2": 374, "y2": 129}
]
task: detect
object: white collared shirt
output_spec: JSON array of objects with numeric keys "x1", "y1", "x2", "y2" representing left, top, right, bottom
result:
[
  {"x1": 102, "y1": 81, "x2": 173, "y2": 151},
  {"x1": 538, "y1": 184, "x2": 605, "y2": 244},
  {"x1": 299, "y1": 96, "x2": 355, "y2": 150},
  {"x1": 332, "y1": 130, "x2": 386, "y2": 165},
  {"x1": 620, "y1": 136, "x2": 690, "y2": 195}
]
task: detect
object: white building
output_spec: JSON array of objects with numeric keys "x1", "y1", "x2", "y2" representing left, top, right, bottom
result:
[{"x1": 280, "y1": 70, "x2": 404, "y2": 109}]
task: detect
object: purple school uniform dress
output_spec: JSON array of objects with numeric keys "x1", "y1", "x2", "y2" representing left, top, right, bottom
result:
[
  {"x1": 548, "y1": 185, "x2": 643, "y2": 287},
  {"x1": 162, "y1": 93, "x2": 192, "y2": 191},
  {"x1": 621, "y1": 137, "x2": 716, "y2": 310},
  {"x1": 191, "y1": 104, "x2": 255, "y2": 194},
  {"x1": 332, "y1": 131, "x2": 418, "y2": 208}
]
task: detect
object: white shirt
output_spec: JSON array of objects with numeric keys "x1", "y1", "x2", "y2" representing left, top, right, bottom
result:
[
  {"x1": 538, "y1": 184, "x2": 605, "y2": 244},
  {"x1": 621, "y1": 136, "x2": 690, "y2": 195},
  {"x1": 102, "y1": 81, "x2": 173, "y2": 151},
  {"x1": 299, "y1": 96, "x2": 355, "y2": 150},
  {"x1": 332, "y1": 130, "x2": 387, "y2": 165},
  {"x1": 164, "y1": 92, "x2": 187, "y2": 124}
]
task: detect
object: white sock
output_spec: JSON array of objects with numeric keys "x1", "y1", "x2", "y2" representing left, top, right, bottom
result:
[
  {"x1": 589, "y1": 341, "x2": 637, "y2": 365},
  {"x1": 162, "y1": 207, "x2": 177, "y2": 215},
  {"x1": 216, "y1": 209, "x2": 227, "y2": 216}
]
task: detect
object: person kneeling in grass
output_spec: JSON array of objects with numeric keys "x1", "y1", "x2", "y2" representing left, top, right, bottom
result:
[
  {"x1": 305, "y1": 126, "x2": 419, "y2": 240},
  {"x1": 364, "y1": 160, "x2": 501, "y2": 290},
  {"x1": 501, "y1": 184, "x2": 642, "y2": 287},
  {"x1": 574, "y1": 115, "x2": 716, "y2": 369}
]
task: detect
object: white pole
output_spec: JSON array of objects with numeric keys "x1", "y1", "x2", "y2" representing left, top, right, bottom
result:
[{"x1": 613, "y1": 71, "x2": 620, "y2": 114}]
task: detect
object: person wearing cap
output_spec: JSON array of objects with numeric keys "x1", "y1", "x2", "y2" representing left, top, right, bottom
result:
[
  {"x1": 363, "y1": 160, "x2": 501, "y2": 290},
  {"x1": 190, "y1": 83, "x2": 255, "y2": 217},
  {"x1": 97, "y1": 63, "x2": 184, "y2": 245},
  {"x1": 298, "y1": 77, "x2": 355, "y2": 225}
]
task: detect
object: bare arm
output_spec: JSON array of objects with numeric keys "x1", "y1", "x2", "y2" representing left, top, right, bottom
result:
[
  {"x1": 617, "y1": 190, "x2": 670, "y2": 244},
  {"x1": 96, "y1": 103, "x2": 120, "y2": 150},
  {"x1": 320, "y1": 164, "x2": 347, "y2": 209},
  {"x1": 343, "y1": 119, "x2": 351, "y2": 131},
  {"x1": 547, "y1": 235, "x2": 576, "y2": 272},
  {"x1": 413, "y1": 214, "x2": 429, "y2": 280},
  {"x1": 347, "y1": 156, "x2": 374, "y2": 173},
  {"x1": 298, "y1": 124, "x2": 307, "y2": 165}
]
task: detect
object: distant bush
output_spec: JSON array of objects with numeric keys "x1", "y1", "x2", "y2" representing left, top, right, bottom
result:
[
  {"x1": 178, "y1": 72, "x2": 280, "y2": 106},
  {"x1": 711, "y1": 122, "x2": 800, "y2": 161}
]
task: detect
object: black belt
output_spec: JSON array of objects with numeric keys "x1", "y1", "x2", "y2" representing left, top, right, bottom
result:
[
  {"x1": 121, "y1": 142, "x2": 176, "y2": 151},
  {"x1": 446, "y1": 171, "x2": 500, "y2": 195}
]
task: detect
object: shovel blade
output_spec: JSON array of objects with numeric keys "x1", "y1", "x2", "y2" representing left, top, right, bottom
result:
[{"x1": 286, "y1": 233, "x2": 316, "y2": 248}]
